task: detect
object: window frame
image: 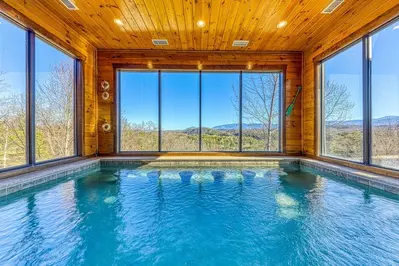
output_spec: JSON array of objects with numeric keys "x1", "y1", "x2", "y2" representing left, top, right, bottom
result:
[
  {"x1": 116, "y1": 69, "x2": 284, "y2": 154},
  {"x1": 318, "y1": 15, "x2": 399, "y2": 172},
  {"x1": 0, "y1": 13, "x2": 82, "y2": 173},
  {"x1": 319, "y1": 39, "x2": 364, "y2": 163}
]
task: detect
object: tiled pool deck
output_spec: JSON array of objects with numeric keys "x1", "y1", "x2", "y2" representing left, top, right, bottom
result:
[{"x1": 0, "y1": 156, "x2": 398, "y2": 197}]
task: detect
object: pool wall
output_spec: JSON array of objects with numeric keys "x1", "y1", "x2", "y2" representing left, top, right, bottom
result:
[{"x1": 0, "y1": 157, "x2": 398, "y2": 198}]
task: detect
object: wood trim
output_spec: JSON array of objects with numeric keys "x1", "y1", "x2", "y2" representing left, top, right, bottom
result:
[
  {"x1": 0, "y1": 1, "x2": 86, "y2": 60},
  {"x1": 311, "y1": 6, "x2": 399, "y2": 63},
  {"x1": 113, "y1": 64, "x2": 288, "y2": 71}
]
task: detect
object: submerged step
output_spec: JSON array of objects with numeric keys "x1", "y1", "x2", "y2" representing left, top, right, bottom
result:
[
  {"x1": 179, "y1": 171, "x2": 194, "y2": 183},
  {"x1": 211, "y1": 171, "x2": 225, "y2": 181},
  {"x1": 147, "y1": 170, "x2": 161, "y2": 179},
  {"x1": 241, "y1": 170, "x2": 256, "y2": 178}
]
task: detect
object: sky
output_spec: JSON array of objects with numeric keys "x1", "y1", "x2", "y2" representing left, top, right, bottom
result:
[
  {"x1": 0, "y1": 16, "x2": 73, "y2": 98},
  {"x1": 324, "y1": 20, "x2": 399, "y2": 120},
  {"x1": 1, "y1": 15, "x2": 398, "y2": 130}
]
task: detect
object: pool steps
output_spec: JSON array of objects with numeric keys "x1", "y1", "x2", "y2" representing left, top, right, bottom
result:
[{"x1": 1, "y1": 157, "x2": 399, "y2": 197}]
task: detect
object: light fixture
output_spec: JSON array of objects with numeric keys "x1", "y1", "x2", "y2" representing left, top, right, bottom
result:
[
  {"x1": 198, "y1": 63, "x2": 203, "y2": 70},
  {"x1": 277, "y1": 21, "x2": 287, "y2": 29},
  {"x1": 247, "y1": 62, "x2": 253, "y2": 70},
  {"x1": 197, "y1": 20, "x2": 206, "y2": 28},
  {"x1": 147, "y1": 61, "x2": 153, "y2": 69},
  {"x1": 114, "y1": 19, "x2": 124, "y2": 26},
  {"x1": 393, "y1": 25, "x2": 399, "y2": 30}
]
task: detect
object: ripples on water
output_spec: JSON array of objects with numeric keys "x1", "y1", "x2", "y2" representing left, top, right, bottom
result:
[{"x1": 0, "y1": 165, "x2": 399, "y2": 265}]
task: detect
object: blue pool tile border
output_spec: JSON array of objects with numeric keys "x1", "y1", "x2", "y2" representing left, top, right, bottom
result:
[
  {"x1": 300, "y1": 159, "x2": 399, "y2": 195},
  {"x1": 0, "y1": 159, "x2": 100, "y2": 198},
  {"x1": 1, "y1": 157, "x2": 399, "y2": 197}
]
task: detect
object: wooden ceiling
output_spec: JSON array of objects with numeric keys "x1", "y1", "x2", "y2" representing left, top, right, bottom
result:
[{"x1": 5, "y1": 0, "x2": 399, "y2": 51}]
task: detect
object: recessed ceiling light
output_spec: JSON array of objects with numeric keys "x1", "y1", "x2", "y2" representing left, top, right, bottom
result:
[
  {"x1": 197, "y1": 20, "x2": 206, "y2": 28},
  {"x1": 114, "y1": 19, "x2": 124, "y2": 26},
  {"x1": 277, "y1": 21, "x2": 287, "y2": 29}
]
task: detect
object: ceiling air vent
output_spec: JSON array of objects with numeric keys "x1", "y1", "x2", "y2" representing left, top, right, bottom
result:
[
  {"x1": 60, "y1": 0, "x2": 78, "y2": 10},
  {"x1": 322, "y1": 0, "x2": 344, "y2": 14},
  {"x1": 232, "y1": 40, "x2": 249, "y2": 47},
  {"x1": 152, "y1": 39, "x2": 169, "y2": 46}
]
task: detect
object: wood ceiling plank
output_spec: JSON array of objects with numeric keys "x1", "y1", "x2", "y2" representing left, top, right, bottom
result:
[
  {"x1": 306, "y1": 0, "x2": 398, "y2": 54},
  {"x1": 206, "y1": 0, "x2": 221, "y2": 50},
  {"x1": 244, "y1": 0, "x2": 283, "y2": 51},
  {"x1": 192, "y1": 0, "x2": 202, "y2": 50},
  {"x1": 226, "y1": 0, "x2": 260, "y2": 51},
  {"x1": 172, "y1": 0, "x2": 188, "y2": 49},
  {"x1": 123, "y1": 0, "x2": 156, "y2": 47},
  {"x1": 76, "y1": 0, "x2": 132, "y2": 49},
  {"x1": 5, "y1": 0, "x2": 396, "y2": 51},
  {"x1": 252, "y1": 0, "x2": 297, "y2": 50},
  {"x1": 294, "y1": 0, "x2": 370, "y2": 50},
  {"x1": 212, "y1": 0, "x2": 232, "y2": 50},
  {"x1": 218, "y1": 0, "x2": 242, "y2": 50},
  {"x1": 144, "y1": 0, "x2": 176, "y2": 49},
  {"x1": 182, "y1": 0, "x2": 195, "y2": 50},
  {"x1": 130, "y1": 0, "x2": 162, "y2": 47},
  {"x1": 267, "y1": 0, "x2": 330, "y2": 50},
  {"x1": 39, "y1": 0, "x2": 108, "y2": 47}
]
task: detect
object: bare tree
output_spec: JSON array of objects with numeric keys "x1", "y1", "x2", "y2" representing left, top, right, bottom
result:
[
  {"x1": 35, "y1": 62, "x2": 74, "y2": 160},
  {"x1": 324, "y1": 80, "x2": 355, "y2": 125},
  {"x1": 233, "y1": 73, "x2": 280, "y2": 151}
]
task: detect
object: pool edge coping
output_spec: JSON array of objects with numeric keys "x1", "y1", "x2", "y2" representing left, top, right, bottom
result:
[{"x1": 0, "y1": 157, "x2": 398, "y2": 197}]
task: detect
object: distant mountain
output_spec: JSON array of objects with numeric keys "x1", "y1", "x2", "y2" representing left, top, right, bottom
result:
[
  {"x1": 212, "y1": 123, "x2": 278, "y2": 130},
  {"x1": 326, "y1": 116, "x2": 399, "y2": 127}
]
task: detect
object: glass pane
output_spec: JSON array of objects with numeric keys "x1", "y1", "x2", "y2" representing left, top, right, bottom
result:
[
  {"x1": 202, "y1": 72, "x2": 239, "y2": 151},
  {"x1": 161, "y1": 72, "x2": 199, "y2": 151},
  {"x1": 322, "y1": 42, "x2": 363, "y2": 161},
  {"x1": 370, "y1": 21, "x2": 399, "y2": 170},
  {"x1": 0, "y1": 17, "x2": 27, "y2": 169},
  {"x1": 35, "y1": 38, "x2": 75, "y2": 162},
  {"x1": 242, "y1": 72, "x2": 281, "y2": 151},
  {"x1": 119, "y1": 71, "x2": 159, "y2": 151}
]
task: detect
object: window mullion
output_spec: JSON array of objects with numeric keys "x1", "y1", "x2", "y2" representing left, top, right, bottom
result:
[
  {"x1": 27, "y1": 30, "x2": 35, "y2": 165},
  {"x1": 363, "y1": 36, "x2": 372, "y2": 165}
]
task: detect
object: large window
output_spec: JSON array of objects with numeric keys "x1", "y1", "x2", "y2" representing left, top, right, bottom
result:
[
  {"x1": 0, "y1": 16, "x2": 27, "y2": 169},
  {"x1": 0, "y1": 15, "x2": 79, "y2": 171},
  {"x1": 35, "y1": 38, "x2": 76, "y2": 162},
  {"x1": 119, "y1": 71, "x2": 159, "y2": 151},
  {"x1": 370, "y1": 20, "x2": 399, "y2": 170},
  {"x1": 161, "y1": 72, "x2": 200, "y2": 151},
  {"x1": 201, "y1": 72, "x2": 239, "y2": 151},
  {"x1": 118, "y1": 70, "x2": 282, "y2": 153},
  {"x1": 321, "y1": 42, "x2": 363, "y2": 162},
  {"x1": 242, "y1": 72, "x2": 281, "y2": 151},
  {"x1": 320, "y1": 17, "x2": 399, "y2": 171}
]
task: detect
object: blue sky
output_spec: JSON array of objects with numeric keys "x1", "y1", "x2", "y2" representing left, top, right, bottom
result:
[
  {"x1": 1, "y1": 15, "x2": 398, "y2": 130},
  {"x1": 0, "y1": 16, "x2": 72, "y2": 98},
  {"x1": 324, "y1": 20, "x2": 399, "y2": 120}
]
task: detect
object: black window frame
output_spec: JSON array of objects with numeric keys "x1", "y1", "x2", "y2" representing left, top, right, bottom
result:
[
  {"x1": 0, "y1": 13, "x2": 81, "y2": 173},
  {"x1": 318, "y1": 15, "x2": 399, "y2": 172},
  {"x1": 116, "y1": 69, "x2": 284, "y2": 154}
]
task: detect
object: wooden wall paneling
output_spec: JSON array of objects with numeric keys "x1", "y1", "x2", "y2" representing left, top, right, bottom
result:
[{"x1": 97, "y1": 50, "x2": 303, "y2": 155}]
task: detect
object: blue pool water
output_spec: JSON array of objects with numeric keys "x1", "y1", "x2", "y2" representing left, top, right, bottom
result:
[{"x1": 1, "y1": 164, "x2": 399, "y2": 265}]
